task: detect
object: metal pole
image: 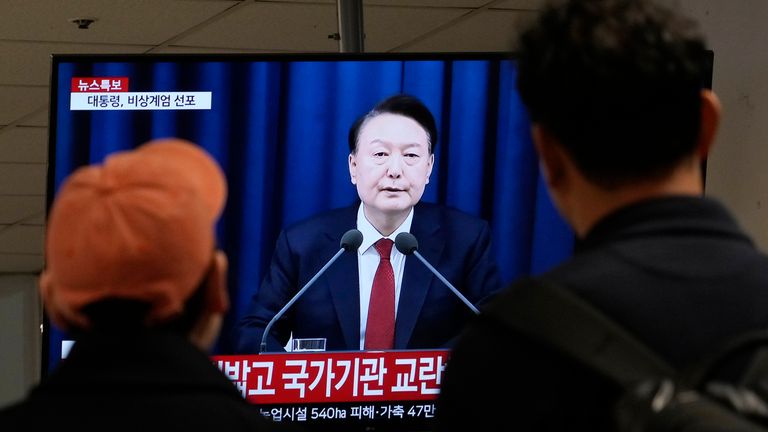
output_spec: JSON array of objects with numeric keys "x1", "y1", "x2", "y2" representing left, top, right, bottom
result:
[{"x1": 337, "y1": 0, "x2": 364, "y2": 53}]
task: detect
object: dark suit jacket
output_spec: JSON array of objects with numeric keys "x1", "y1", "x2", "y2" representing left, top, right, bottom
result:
[
  {"x1": 236, "y1": 201, "x2": 502, "y2": 353},
  {"x1": 436, "y1": 196, "x2": 768, "y2": 431}
]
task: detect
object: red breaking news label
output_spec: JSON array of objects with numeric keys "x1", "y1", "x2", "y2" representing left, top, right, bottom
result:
[{"x1": 71, "y1": 77, "x2": 129, "y2": 92}]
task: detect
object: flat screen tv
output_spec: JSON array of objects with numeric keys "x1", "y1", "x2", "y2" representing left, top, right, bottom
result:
[{"x1": 46, "y1": 52, "x2": 576, "y2": 429}]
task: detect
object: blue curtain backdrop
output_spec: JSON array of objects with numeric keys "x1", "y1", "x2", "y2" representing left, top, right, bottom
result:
[{"x1": 48, "y1": 55, "x2": 573, "y2": 369}]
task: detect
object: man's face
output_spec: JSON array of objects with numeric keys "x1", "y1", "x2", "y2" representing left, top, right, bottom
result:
[{"x1": 349, "y1": 113, "x2": 434, "y2": 218}]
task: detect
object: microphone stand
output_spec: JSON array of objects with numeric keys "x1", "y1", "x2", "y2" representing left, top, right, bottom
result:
[
  {"x1": 411, "y1": 251, "x2": 480, "y2": 315},
  {"x1": 259, "y1": 248, "x2": 346, "y2": 354}
]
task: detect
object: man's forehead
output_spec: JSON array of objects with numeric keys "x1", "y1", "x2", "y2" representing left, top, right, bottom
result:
[{"x1": 359, "y1": 113, "x2": 429, "y2": 147}]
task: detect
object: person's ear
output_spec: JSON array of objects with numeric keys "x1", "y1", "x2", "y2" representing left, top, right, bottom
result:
[
  {"x1": 425, "y1": 153, "x2": 434, "y2": 184},
  {"x1": 205, "y1": 250, "x2": 229, "y2": 314},
  {"x1": 697, "y1": 90, "x2": 721, "y2": 159},
  {"x1": 188, "y1": 250, "x2": 229, "y2": 351},
  {"x1": 348, "y1": 153, "x2": 358, "y2": 185},
  {"x1": 39, "y1": 271, "x2": 89, "y2": 332},
  {"x1": 39, "y1": 271, "x2": 66, "y2": 330},
  {"x1": 532, "y1": 124, "x2": 567, "y2": 189}
]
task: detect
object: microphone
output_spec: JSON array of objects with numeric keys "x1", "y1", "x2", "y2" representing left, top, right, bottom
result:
[
  {"x1": 259, "y1": 228, "x2": 363, "y2": 353},
  {"x1": 395, "y1": 232, "x2": 480, "y2": 315}
]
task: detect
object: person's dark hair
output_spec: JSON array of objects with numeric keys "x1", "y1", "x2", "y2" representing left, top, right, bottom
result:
[
  {"x1": 348, "y1": 94, "x2": 438, "y2": 155},
  {"x1": 516, "y1": 0, "x2": 709, "y2": 188}
]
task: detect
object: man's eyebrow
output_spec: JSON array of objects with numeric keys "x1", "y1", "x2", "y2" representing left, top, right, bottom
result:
[
  {"x1": 400, "y1": 142, "x2": 425, "y2": 149},
  {"x1": 367, "y1": 140, "x2": 425, "y2": 148}
]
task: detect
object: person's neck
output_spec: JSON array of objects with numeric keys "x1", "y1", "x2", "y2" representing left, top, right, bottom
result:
[
  {"x1": 363, "y1": 205, "x2": 410, "y2": 237},
  {"x1": 568, "y1": 162, "x2": 704, "y2": 238}
]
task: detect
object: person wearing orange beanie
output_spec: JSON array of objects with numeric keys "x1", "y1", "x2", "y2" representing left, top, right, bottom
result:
[{"x1": 0, "y1": 138, "x2": 297, "y2": 431}]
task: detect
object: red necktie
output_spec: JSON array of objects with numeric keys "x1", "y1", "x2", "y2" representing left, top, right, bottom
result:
[{"x1": 365, "y1": 238, "x2": 395, "y2": 350}]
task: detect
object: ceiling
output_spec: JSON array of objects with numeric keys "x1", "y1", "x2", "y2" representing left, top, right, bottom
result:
[{"x1": 0, "y1": 0, "x2": 544, "y2": 274}]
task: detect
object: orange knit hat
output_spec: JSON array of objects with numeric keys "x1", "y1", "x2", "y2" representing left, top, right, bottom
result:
[{"x1": 40, "y1": 138, "x2": 227, "y2": 330}]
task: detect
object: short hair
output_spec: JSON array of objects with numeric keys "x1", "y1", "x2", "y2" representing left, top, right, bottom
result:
[
  {"x1": 348, "y1": 94, "x2": 438, "y2": 155},
  {"x1": 516, "y1": 0, "x2": 709, "y2": 188}
]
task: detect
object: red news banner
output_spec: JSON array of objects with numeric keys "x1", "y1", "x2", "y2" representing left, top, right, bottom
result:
[
  {"x1": 212, "y1": 350, "x2": 449, "y2": 404},
  {"x1": 71, "y1": 77, "x2": 129, "y2": 92}
]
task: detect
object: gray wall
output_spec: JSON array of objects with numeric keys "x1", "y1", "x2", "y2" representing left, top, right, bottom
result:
[
  {"x1": 0, "y1": 274, "x2": 40, "y2": 407},
  {"x1": 684, "y1": 1, "x2": 768, "y2": 250},
  {"x1": 2, "y1": 0, "x2": 768, "y2": 409}
]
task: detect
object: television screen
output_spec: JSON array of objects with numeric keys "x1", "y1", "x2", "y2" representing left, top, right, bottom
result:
[{"x1": 46, "y1": 52, "x2": 575, "y2": 429}]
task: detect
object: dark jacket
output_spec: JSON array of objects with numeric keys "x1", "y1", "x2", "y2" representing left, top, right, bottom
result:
[
  {"x1": 436, "y1": 196, "x2": 768, "y2": 431},
  {"x1": 0, "y1": 327, "x2": 298, "y2": 431}
]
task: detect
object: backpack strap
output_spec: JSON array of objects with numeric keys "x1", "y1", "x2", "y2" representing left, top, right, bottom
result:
[
  {"x1": 486, "y1": 277, "x2": 675, "y2": 387},
  {"x1": 685, "y1": 331, "x2": 768, "y2": 388}
]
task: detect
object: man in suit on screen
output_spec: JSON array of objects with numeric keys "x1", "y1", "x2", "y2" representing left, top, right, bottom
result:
[{"x1": 236, "y1": 94, "x2": 502, "y2": 352}]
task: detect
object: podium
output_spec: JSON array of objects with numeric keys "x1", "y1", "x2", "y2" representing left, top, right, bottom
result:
[{"x1": 213, "y1": 349, "x2": 449, "y2": 430}]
